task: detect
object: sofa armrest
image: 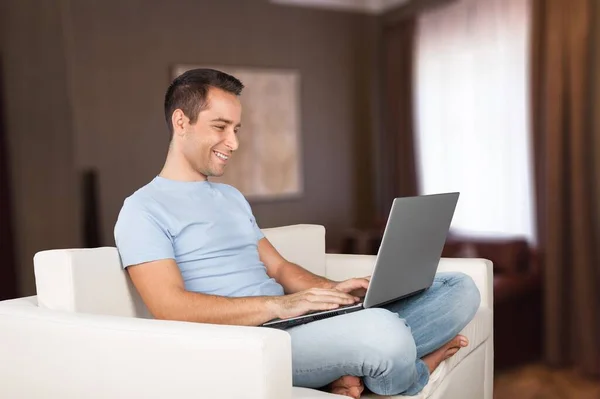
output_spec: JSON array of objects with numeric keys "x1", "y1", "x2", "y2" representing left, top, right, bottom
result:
[
  {"x1": 0, "y1": 297, "x2": 291, "y2": 399},
  {"x1": 325, "y1": 254, "x2": 377, "y2": 281},
  {"x1": 325, "y1": 254, "x2": 493, "y2": 309}
]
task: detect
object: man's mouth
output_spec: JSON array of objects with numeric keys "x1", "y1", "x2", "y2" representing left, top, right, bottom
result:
[{"x1": 213, "y1": 150, "x2": 230, "y2": 161}]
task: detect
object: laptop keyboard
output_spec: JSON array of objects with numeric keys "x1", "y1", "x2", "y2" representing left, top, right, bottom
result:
[{"x1": 304, "y1": 302, "x2": 363, "y2": 316}]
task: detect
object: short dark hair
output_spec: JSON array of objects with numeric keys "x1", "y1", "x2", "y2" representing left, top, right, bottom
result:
[{"x1": 164, "y1": 68, "x2": 244, "y2": 134}]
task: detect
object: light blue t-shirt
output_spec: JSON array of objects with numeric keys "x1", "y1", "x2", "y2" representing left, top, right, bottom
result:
[{"x1": 114, "y1": 176, "x2": 285, "y2": 297}]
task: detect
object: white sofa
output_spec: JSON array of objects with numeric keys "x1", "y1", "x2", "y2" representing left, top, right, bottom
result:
[{"x1": 0, "y1": 224, "x2": 493, "y2": 399}]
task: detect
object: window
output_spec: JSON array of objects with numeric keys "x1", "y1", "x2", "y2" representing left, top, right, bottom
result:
[{"x1": 414, "y1": 0, "x2": 536, "y2": 241}]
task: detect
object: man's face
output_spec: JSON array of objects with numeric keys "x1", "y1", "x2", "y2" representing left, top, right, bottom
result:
[{"x1": 179, "y1": 87, "x2": 242, "y2": 179}]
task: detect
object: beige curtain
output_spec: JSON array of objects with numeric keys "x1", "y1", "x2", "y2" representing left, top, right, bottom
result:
[
  {"x1": 531, "y1": 0, "x2": 600, "y2": 376},
  {"x1": 413, "y1": 0, "x2": 534, "y2": 239}
]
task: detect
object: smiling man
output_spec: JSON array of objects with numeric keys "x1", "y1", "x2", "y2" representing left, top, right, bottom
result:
[{"x1": 114, "y1": 68, "x2": 480, "y2": 398}]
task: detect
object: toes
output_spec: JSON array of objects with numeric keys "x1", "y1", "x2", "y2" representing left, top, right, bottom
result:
[
  {"x1": 349, "y1": 386, "x2": 363, "y2": 397},
  {"x1": 444, "y1": 347, "x2": 460, "y2": 360},
  {"x1": 331, "y1": 376, "x2": 363, "y2": 398},
  {"x1": 447, "y1": 335, "x2": 468, "y2": 349}
]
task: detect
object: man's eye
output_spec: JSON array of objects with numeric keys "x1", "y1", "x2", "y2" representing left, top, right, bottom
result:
[{"x1": 214, "y1": 125, "x2": 226, "y2": 131}]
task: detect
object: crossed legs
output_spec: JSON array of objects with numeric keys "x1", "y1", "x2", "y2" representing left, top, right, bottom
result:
[{"x1": 287, "y1": 272, "x2": 481, "y2": 397}]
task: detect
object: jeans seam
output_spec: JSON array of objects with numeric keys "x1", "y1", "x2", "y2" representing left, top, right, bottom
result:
[
  {"x1": 294, "y1": 363, "x2": 356, "y2": 375},
  {"x1": 438, "y1": 276, "x2": 451, "y2": 285},
  {"x1": 383, "y1": 372, "x2": 391, "y2": 395}
]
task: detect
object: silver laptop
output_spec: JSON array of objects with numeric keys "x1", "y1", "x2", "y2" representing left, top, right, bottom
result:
[{"x1": 261, "y1": 192, "x2": 459, "y2": 329}]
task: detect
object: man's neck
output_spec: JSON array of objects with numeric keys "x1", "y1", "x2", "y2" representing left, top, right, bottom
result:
[{"x1": 159, "y1": 147, "x2": 207, "y2": 182}]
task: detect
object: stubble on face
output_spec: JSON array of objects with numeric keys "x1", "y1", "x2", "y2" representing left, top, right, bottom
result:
[{"x1": 182, "y1": 87, "x2": 242, "y2": 180}]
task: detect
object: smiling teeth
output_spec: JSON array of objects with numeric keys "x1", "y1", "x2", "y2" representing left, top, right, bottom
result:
[{"x1": 214, "y1": 151, "x2": 229, "y2": 160}]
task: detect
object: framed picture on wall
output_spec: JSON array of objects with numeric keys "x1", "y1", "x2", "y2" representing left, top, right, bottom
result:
[{"x1": 172, "y1": 64, "x2": 303, "y2": 201}]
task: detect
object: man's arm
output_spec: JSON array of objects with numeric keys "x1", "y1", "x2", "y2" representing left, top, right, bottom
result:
[
  {"x1": 258, "y1": 238, "x2": 370, "y2": 297},
  {"x1": 127, "y1": 258, "x2": 358, "y2": 325},
  {"x1": 127, "y1": 259, "x2": 277, "y2": 325},
  {"x1": 258, "y1": 238, "x2": 334, "y2": 293}
]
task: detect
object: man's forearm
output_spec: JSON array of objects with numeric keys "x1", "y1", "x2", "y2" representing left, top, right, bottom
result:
[
  {"x1": 276, "y1": 261, "x2": 336, "y2": 294},
  {"x1": 154, "y1": 289, "x2": 278, "y2": 326}
]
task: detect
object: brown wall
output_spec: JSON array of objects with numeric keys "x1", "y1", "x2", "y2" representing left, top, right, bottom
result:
[
  {"x1": 66, "y1": 0, "x2": 377, "y2": 250},
  {"x1": 1, "y1": 0, "x2": 82, "y2": 297},
  {"x1": 0, "y1": 59, "x2": 18, "y2": 301},
  {"x1": 1, "y1": 0, "x2": 378, "y2": 295}
]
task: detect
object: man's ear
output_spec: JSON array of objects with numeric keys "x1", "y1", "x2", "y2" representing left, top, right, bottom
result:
[{"x1": 171, "y1": 109, "x2": 187, "y2": 137}]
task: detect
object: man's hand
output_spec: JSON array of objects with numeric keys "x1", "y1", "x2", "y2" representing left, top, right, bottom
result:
[
  {"x1": 268, "y1": 288, "x2": 360, "y2": 320},
  {"x1": 332, "y1": 276, "x2": 371, "y2": 298}
]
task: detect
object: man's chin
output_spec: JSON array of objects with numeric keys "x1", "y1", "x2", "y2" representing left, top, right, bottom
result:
[{"x1": 207, "y1": 169, "x2": 226, "y2": 179}]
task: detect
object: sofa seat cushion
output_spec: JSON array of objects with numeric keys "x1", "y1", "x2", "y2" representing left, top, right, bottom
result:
[{"x1": 292, "y1": 387, "x2": 348, "y2": 398}]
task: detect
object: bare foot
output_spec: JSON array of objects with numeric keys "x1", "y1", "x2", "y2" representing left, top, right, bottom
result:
[
  {"x1": 330, "y1": 375, "x2": 364, "y2": 399},
  {"x1": 422, "y1": 335, "x2": 469, "y2": 374}
]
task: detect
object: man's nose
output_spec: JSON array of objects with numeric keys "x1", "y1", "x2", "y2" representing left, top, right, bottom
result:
[{"x1": 224, "y1": 129, "x2": 239, "y2": 152}]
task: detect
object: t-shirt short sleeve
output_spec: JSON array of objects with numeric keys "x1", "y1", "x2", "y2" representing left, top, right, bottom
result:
[
  {"x1": 249, "y1": 212, "x2": 265, "y2": 241},
  {"x1": 114, "y1": 198, "x2": 175, "y2": 268}
]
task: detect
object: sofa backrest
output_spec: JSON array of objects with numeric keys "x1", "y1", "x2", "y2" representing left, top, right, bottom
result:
[{"x1": 33, "y1": 224, "x2": 326, "y2": 318}]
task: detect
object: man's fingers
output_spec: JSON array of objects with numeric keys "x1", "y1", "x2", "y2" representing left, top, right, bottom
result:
[
  {"x1": 310, "y1": 302, "x2": 341, "y2": 311},
  {"x1": 348, "y1": 277, "x2": 370, "y2": 285},
  {"x1": 306, "y1": 291, "x2": 356, "y2": 304},
  {"x1": 312, "y1": 288, "x2": 357, "y2": 299},
  {"x1": 342, "y1": 279, "x2": 369, "y2": 290},
  {"x1": 356, "y1": 279, "x2": 370, "y2": 288},
  {"x1": 315, "y1": 294, "x2": 356, "y2": 304}
]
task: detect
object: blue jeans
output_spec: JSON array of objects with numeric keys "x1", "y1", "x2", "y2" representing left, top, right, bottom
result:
[{"x1": 287, "y1": 272, "x2": 481, "y2": 396}]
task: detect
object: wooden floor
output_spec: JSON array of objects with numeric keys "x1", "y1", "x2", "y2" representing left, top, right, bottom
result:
[{"x1": 494, "y1": 363, "x2": 600, "y2": 399}]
